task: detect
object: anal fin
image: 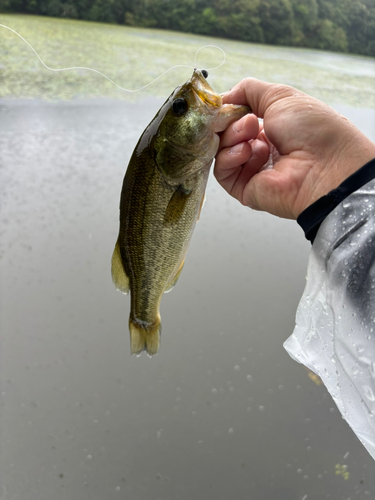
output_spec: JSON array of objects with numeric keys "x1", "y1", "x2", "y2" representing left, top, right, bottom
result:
[
  {"x1": 164, "y1": 259, "x2": 185, "y2": 293},
  {"x1": 111, "y1": 239, "x2": 129, "y2": 294}
]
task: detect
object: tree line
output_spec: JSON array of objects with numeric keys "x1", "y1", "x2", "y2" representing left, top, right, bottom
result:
[{"x1": 1, "y1": 0, "x2": 374, "y2": 57}]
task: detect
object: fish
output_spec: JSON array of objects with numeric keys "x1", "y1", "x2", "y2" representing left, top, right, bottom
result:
[{"x1": 112, "y1": 69, "x2": 250, "y2": 356}]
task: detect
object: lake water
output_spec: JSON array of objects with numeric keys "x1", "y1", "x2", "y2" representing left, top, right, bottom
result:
[{"x1": 1, "y1": 16, "x2": 375, "y2": 500}]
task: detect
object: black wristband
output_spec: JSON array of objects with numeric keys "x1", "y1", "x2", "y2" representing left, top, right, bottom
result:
[{"x1": 297, "y1": 157, "x2": 375, "y2": 243}]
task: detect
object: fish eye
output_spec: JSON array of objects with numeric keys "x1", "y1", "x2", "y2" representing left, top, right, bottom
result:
[
  {"x1": 201, "y1": 69, "x2": 208, "y2": 79},
  {"x1": 172, "y1": 98, "x2": 188, "y2": 116}
]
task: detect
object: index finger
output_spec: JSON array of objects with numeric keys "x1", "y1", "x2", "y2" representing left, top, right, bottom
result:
[{"x1": 222, "y1": 78, "x2": 298, "y2": 119}]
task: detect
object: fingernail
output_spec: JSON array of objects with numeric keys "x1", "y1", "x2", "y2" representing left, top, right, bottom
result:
[
  {"x1": 229, "y1": 143, "x2": 244, "y2": 154},
  {"x1": 233, "y1": 119, "x2": 245, "y2": 133}
]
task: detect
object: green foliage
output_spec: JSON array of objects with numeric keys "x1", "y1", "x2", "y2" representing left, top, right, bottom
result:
[
  {"x1": 88, "y1": 0, "x2": 116, "y2": 23},
  {"x1": 293, "y1": 0, "x2": 318, "y2": 32},
  {"x1": 213, "y1": 0, "x2": 263, "y2": 43},
  {"x1": 46, "y1": 1, "x2": 79, "y2": 18},
  {"x1": 0, "y1": 0, "x2": 11, "y2": 10},
  {"x1": 346, "y1": 0, "x2": 375, "y2": 56},
  {"x1": 316, "y1": 19, "x2": 347, "y2": 52},
  {"x1": 260, "y1": 0, "x2": 293, "y2": 45},
  {"x1": 2, "y1": 0, "x2": 375, "y2": 57}
]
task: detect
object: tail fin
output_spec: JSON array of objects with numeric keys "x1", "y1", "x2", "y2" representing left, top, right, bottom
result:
[{"x1": 129, "y1": 317, "x2": 161, "y2": 356}]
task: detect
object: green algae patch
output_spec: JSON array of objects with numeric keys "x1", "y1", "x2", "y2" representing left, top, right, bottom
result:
[{"x1": 0, "y1": 14, "x2": 374, "y2": 107}]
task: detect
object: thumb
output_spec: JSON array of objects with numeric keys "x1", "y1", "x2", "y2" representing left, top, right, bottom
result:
[{"x1": 222, "y1": 78, "x2": 300, "y2": 119}]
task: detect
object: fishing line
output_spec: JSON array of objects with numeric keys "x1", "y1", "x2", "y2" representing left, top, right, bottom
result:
[
  {"x1": 194, "y1": 44, "x2": 226, "y2": 71},
  {"x1": 0, "y1": 23, "x2": 226, "y2": 93}
]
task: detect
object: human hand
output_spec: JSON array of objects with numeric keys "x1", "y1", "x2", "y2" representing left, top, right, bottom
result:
[{"x1": 215, "y1": 78, "x2": 375, "y2": 219}]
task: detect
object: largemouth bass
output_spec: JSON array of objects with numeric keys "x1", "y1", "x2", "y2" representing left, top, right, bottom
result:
[{"x1": 112, "y1": 69, "x2": 250, "y2": 356}]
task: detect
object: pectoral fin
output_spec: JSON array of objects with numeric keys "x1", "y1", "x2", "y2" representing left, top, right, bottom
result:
[
  {"x1": 164, "y1": 259, "x2": 185, "y2": 293},
  {"x1": 111, "y1": 240, "x2": 129, "y2": 294},
  {"x1": 164, "y1": 184, "x2": 192, "y2": 224}
]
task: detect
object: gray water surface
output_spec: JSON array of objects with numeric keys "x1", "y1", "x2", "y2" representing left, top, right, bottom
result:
[
  {"x1": 1, "y1": 96, "x2": 374, "y2": 500},
  {"x1": 1, "y1": 19, "x2": 375, "y2": 498}
]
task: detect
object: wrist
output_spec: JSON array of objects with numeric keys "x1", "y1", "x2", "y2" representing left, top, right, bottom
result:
[
  {"x1": 298, "y1": 156, "x2": 375, "y2": 242},
  {"x1": 298, "y1": 131, "x2": 375, "y2": 216}
]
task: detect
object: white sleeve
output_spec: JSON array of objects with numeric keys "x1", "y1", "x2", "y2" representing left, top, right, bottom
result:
[{"x1": 284, "y1": 178, "x2": 375, "y2": 460}]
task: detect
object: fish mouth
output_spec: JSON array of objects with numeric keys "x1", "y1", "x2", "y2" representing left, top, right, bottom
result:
[{"x1": 191, "y1": 69, "x2": 222, "y2": 107}]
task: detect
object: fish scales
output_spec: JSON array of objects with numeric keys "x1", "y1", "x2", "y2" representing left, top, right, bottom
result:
[
  {"x1": 112, "y1": 69, "x2": 250, "y2": 356},
  {"x1": 119, "y1": 152, "x2": 207, "y2": 320}
]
